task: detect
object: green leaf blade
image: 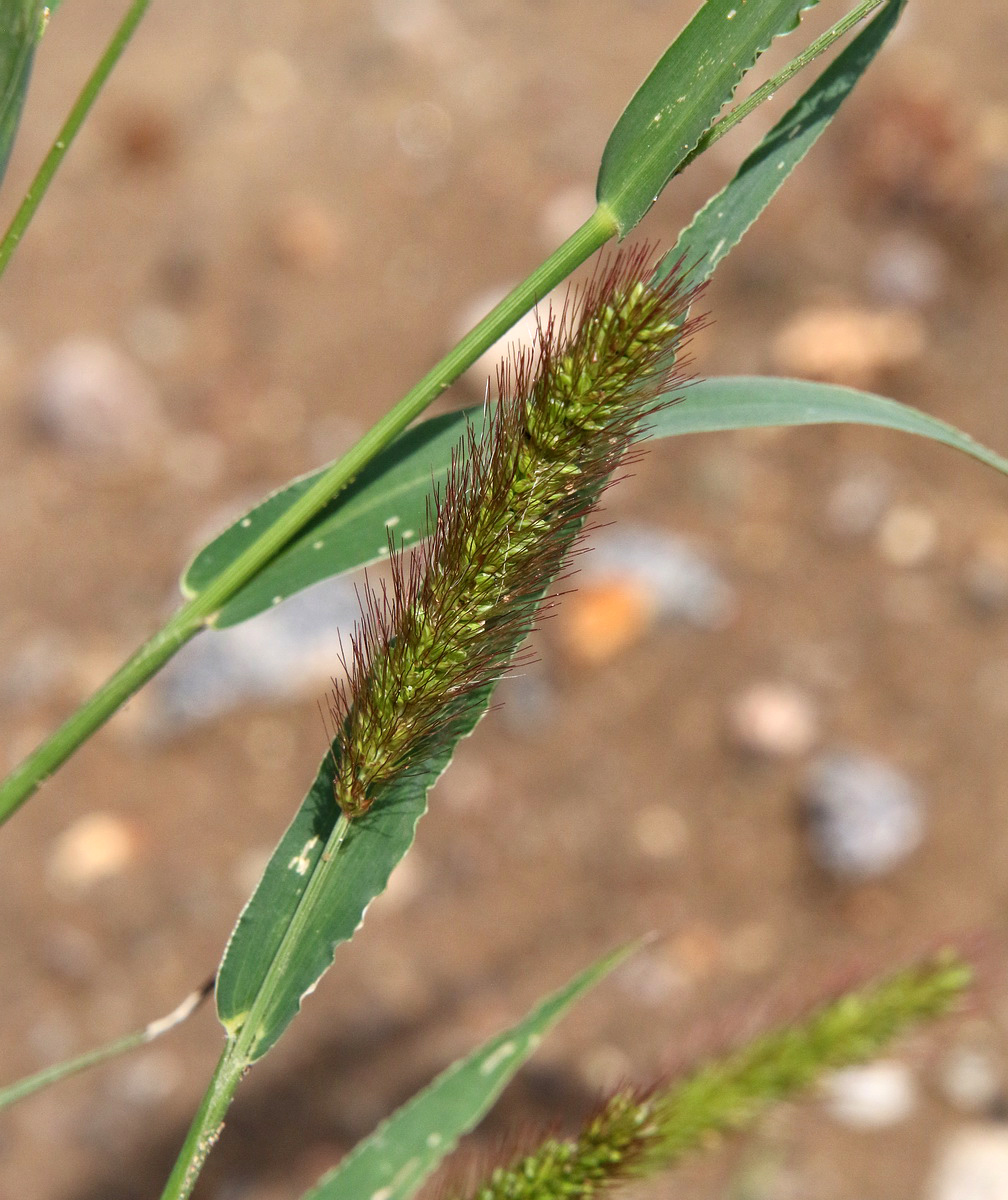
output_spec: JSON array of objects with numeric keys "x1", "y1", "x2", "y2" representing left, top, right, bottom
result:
[
  {"x1": 597, "y1": 0, "x2": 821, "y2": 235},
  {"x1": 0, "y1": 0, "x2": 45, "y2": 186},
  {"x1": 666, "y1": 0, "x2": 906, "y2": 290},
  {"x1": 300, "y1": 946, "x2": 632, "y2": 1200},
  {"x1": 655, "y1": 376, "x2": 1008, "y2": 477},
  {"x1": 182, "y1": 368, "x2": 1008, "y2": 633},
  {"x1": 183, "y1": 410, "x2": 485, "y2": 628},
  {"x1": 216, "y1": 686, "x2": 493, "y2": 1062}
]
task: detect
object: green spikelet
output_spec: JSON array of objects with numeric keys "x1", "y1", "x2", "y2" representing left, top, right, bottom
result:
[
  {"x1": 453, "y1": 955, "x2": 970, "y2": 1200},
  {"x1": 326, "y1": 247, "x2": 700, "y2": 818}
]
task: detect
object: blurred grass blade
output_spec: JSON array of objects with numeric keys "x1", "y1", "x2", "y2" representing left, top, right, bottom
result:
[
  {"x1": 665, "y1": 0, "x2": 905, "y2": 290},
  {"x1": 0, "y1": 0, "x2": 46, "y2": 186},
  {"x1": 0, "y1": 979, "x2": 212, "y2": 1110},
  {"x1": 596, "y1": 0, "x2": 820, "y2": 236},
  {"x1": 655, "y1": 376, "x2": 1008, "y2": 475},
  {"x1": 300, "y1": 946, "x2": 634, "y2": 1200},
  {"x1": 183, "y1": 369, "x2": 1008, "y2": 629},
  {"x1": 216, "y1": 691, "x2": 493, "y2": 1061},
  {"x1": 0, "y1": 0, "x2": 152, "y2": 280}
]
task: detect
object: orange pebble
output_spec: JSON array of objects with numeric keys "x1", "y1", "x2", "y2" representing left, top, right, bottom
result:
[{"x1": 559, "y1": 579, "x2": 656, "y2": 664}]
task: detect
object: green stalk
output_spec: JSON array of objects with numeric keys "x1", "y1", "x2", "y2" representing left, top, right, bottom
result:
[
  {"x1": 0, "y1": 206, "x2": 617, "y2": 826},
  {"x1": 159, "y1": 816, "x2": 352, "y2": 1200},
  {"x1": 158, "y1": 1041, "x2": 244, "y2": 1200},
  {"x1": 0, "y1": 0, "x2": 153, "y2": 277}
]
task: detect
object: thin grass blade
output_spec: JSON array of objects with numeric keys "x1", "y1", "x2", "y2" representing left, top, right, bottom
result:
[
  {"x1": 0, "y1": 0, "x2": 45, "y2": 186},
  {"x1": 300, "y1": 946, "x2": 633, "y2": 1200},
  {"x1": 655, "y1": 376, "x2": 1008, "y2": 476},
  {"x1": 0, "y1": 979, "x2": 212, "y2": 1110},
  {"x1": 596, "y1": 0, "x2": 821, "y2": 235},
  {"x1": 663, "y1": 0, "x2": 906, "y2": 290}
]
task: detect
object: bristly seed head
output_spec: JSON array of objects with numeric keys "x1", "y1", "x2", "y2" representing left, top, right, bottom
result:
[
  {"x1": 326, "y1": 246, "x2": 703, "y2": 819},
  {"x1": 440, "y1": 954, "x2": 969, "y2": 1200}
]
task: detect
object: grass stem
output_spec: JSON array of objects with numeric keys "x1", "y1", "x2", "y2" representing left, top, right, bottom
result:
[{"x1": 0, "y1": 0, "x2": 154, "y2": 277}]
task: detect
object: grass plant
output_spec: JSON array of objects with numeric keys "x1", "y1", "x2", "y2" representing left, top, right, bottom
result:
[{"x1": 0, "y1": 2, "x2": 993, "y2": 1197}]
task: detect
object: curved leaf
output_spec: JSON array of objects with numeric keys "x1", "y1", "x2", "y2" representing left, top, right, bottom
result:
[
  {"x1": 0, "y1": 0, "x2": 45, "y2": 186},
  {"x1": 665, "y1": 0, "x2": 905, "y2": 290},
  {"x1": 597, "y1": 0, "x2": 820, "y2": 235},
  {"x1": 301, "y1": 946, "x2": 633, "y2": 1200},
  {"x1": 183, "y1": 375, "x2": 1008, "y2": 631},
  {"x1": 216, "y1": 684, "x2": 493, "y2": 1061},
  {"x1": 656, "y1": 376, "x2": 1008, "y2": 476},
  {"x1": 182, "y1": 410, "x2": 481, "y2": 628}
]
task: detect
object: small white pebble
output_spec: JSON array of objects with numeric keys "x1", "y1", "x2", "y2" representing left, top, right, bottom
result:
[
  {"x1": 940, "y1": 1046, "x2": 1003, "y2": 1114},
  {"x1": 867, "y1": 230, "x2": 947, "y2": 306},
  {"x1": 928, "y1": 1125, "x2": 1008, "y2": 1200},
  {"x1": 27, "y1": 336, "x2": 166, "y2": 462},
  {"x1": 727, "y1": 681, "x2": 819, "y2": 758},
  {"x1": 47, "y1": 813, "x2": 135, "y2": 892},
  {"x1": 821, "y1": 1061, "x2": 916, "y2": 1128},
  {"x1": 876, "y1": 505, "x2": 938, "y2": 568}
]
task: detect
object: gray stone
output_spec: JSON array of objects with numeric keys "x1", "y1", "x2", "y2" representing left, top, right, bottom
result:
[
  {"x1": 867, "y1": 230, "x2": 947, "y2": 307},
  {"x1": 803, "y1": 749, "x2": 925, "y2": 879},
  {"x1": 824, "y1": 463, "x2": 892, "y2": 539},
  {"x1": 144, "y1": 575, "x2": 362, "y2": 734},
  {"x1": 25, "y1": 336, "x2": 166, "y2": 461},
  {"x1": 582, "y1": 525, "x2": 736, "y2": 630}
]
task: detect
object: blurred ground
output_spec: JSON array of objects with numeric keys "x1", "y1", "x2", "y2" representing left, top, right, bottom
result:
[{"x1": 2, "y1": 1, "x2": 1008, "y2": 1198}]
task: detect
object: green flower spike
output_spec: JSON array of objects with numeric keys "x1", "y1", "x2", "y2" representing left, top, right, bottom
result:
[
  {"x1": 453, "y1": 954, "x2": 970, "y2": 1200},
  {"x1": 325, "y1": 246, "x2": 702, "y2": 819}
]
